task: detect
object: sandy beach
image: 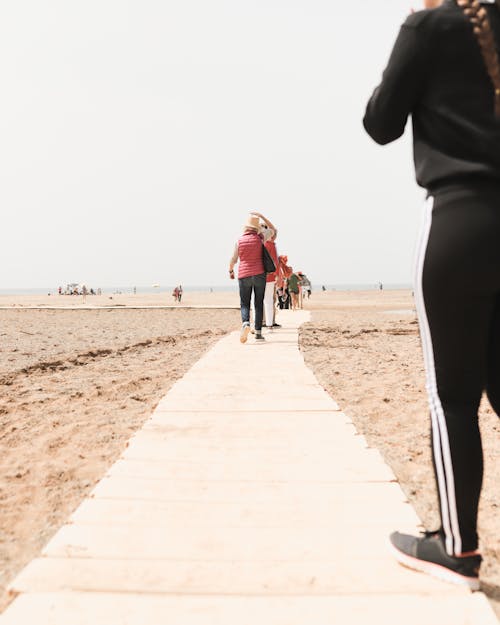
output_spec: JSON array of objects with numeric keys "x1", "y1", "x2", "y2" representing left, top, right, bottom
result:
[
  {"x1": 0, "y1": 296, "x2": 239, "y2": 612},
  {"x1": 0, "y1": 289, "x2": 498, "y2": 615}
]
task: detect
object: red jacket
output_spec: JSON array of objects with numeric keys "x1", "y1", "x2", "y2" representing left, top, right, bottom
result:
[
  {"x1": 237, "y1": 231, "x2": 265, "y2": 279},
  {"x1": 264, "y1": 240, "x2": 278, "y2": 283}
]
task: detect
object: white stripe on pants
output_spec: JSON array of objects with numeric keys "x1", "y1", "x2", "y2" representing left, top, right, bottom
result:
[
  {"x1": 413, "y1": 196, "x2": 462, "y2": 556},
  {"x1": 263, "y1": 280, "x2": 275, "y2": 327}
]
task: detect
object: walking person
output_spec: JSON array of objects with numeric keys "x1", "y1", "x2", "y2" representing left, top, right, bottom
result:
[
  {"x1": 277, "y1": 255, "x2": 293, "y2": 310},
  {"x1": 364, "y1": 0, "x2": 500, "y2": 589},
  {"x1": 251, "y1": 211, "x2": 280, "y2": 329},
  {"x1": 287, "y1": 270, "x2": 300, "y2": 311},
  {"x1": 277, "y1": 286, "x2": 290, "y2": 310},
  {"x1": 299, "y1": 273, "x2": 312, "y2": 299},
  {"x1": 229, "y1": 215, "x2": 267, "y2": 343}
]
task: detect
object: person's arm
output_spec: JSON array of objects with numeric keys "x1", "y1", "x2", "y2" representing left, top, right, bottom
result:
[
  {"x1": 363, "y1": 12, "x2": 432, "y2": 145},
  {"x1": 250, "y1": 211, "x2": 277, "y2": 235},
  {"x1": 229, "y1": 243, "x2": 238, "y2": 279}
]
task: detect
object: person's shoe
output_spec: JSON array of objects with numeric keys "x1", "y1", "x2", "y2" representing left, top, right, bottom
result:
[
  {"x1": 254, "y1": 333, "x2": 266, "y2": 341},
  {"x1": 240, "y1": 323, "x2": 250, "y2": 344},
  {"x1": 389, "y1": 530, "x2": 481, "y2": 590},
  {"x1": 272, "y1": 323, "x2": 282, "y2": 328}
]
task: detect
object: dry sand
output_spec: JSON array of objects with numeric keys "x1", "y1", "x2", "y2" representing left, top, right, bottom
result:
[
  {"x1": 0, "y1": 289, "x2": 498, "y2": 615},
  {"x1": 0, "y1": 297, "x2": 239, "y2": 611},
  {"x1": 0, "y1": 289, "x2": 240, "y2": 310}
]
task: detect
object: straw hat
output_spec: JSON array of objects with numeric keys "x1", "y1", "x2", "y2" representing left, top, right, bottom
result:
[{"x1": 243, "y1": 215, "x2": 260, "y2": 231}]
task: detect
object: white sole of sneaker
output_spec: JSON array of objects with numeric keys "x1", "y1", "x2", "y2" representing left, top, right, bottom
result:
[
  {"x1": 389, "y1": 542, "x2": 480, "y2": 591},
  {"x1": 240, "y1": 325, "x2": 250, "y2": 344}
]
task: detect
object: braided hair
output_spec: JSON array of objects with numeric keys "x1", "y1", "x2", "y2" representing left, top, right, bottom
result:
[{"x1": 456, "y1": 0, "x2": 500, "y2": 116}]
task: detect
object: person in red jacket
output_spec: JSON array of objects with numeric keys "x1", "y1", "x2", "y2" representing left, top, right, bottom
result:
[{"x1": 229, "y1": 215, "x2": 266, "y2": 343}]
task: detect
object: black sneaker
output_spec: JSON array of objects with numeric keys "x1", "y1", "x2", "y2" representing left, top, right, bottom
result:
[
  {"x1": 254, "y1": 333, "x2": 266, "y2": 341},
  {"x1": 272, "y1": 323, "x2": 282, "y2": 328},
  {"x1": 389, "y1": 530, "x2": 481, "y2": 590}
]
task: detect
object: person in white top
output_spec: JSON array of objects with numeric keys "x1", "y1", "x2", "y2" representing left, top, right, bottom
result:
[{"x1": 251, "y1": 211, "x2": 279, "y2": 329}]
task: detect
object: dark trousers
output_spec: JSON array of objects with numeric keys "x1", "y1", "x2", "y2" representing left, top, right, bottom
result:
[
  {"x1": 239, "y1": 273, "x2": 266, "y2": 332},
  {"x1": 416, "y1": 186, "x2": 500, "y2": 556}
]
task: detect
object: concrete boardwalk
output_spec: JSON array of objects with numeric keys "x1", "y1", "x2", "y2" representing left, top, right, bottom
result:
[{"x1": 1, "y1": 311, "x2": 497, "y2": 624}]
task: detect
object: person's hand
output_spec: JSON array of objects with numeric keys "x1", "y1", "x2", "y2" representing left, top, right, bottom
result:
[{"x1": 229, "y1": 269, "x2": 235, "y2": 280}]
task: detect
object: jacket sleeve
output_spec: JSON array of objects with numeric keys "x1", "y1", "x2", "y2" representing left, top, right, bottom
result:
[{"x1": 363, "y1": 13, "x2": 431, "y2": 145}]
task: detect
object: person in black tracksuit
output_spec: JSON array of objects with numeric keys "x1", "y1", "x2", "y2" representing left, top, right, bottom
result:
[{"x1": 364, "y1": 0, "x2": 500, "y2": 589}]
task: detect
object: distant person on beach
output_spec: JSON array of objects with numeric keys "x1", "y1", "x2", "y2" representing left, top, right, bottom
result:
[
  {"x1": 364, "y1": 0, "x2": 500, "y2": 589},
  {"x1": 178, "y1": 285, "x2": 183, "y2": 302},
  {"x1": 172, "y1": 287, "x2": 179, "y2": 302},
  {"x1": 229, "y1": 214, "x2": 266, "y2": 343}
]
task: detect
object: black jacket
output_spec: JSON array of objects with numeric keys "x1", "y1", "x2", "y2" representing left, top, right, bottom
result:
[{"x1": 363, "y1": 0, "x2": 500, "y2": 193}]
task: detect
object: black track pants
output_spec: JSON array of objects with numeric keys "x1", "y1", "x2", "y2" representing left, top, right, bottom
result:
[{"x1": 415, "y1": 187, "x2": 500, "y2": 555}]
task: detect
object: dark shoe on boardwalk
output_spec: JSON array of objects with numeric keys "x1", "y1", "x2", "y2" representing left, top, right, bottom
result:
[
  {"x1": 389, "y1": 530, "x2": 481, "y2": 591},
  {"x1": 272, "y1": 323, "x2": 282, "y2": 328},
  {"x1": 254, "y1": 333, "x2": 266, "y2": 342}
]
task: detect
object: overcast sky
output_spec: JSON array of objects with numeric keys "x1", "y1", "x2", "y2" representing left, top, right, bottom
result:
[{"x1": 1, "y1": 0, "x2": 426, "y2": 289}]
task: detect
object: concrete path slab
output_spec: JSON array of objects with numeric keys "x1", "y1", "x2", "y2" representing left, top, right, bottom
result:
[
  {"x1": 41, "y1": 524, "x2": 413, "y2": 560},
  {"x1": 1, "y1": 310, "x2": 497, "y2": 625},
  {"x1": 89, "y1": 475, "x2": 402, "y2": 503},
  {"x1": 68, "y1": 496, "x2": 420, "y2": 528},
  {"x1": 107, "y1": 455, "x2": 396, "y2": 482},
  {"x1": 1, "y1": 593, "x2": 497, "y2": 625},
  {"x1": 11, "y1": 556, "x2": 468, "y2": 595}
]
